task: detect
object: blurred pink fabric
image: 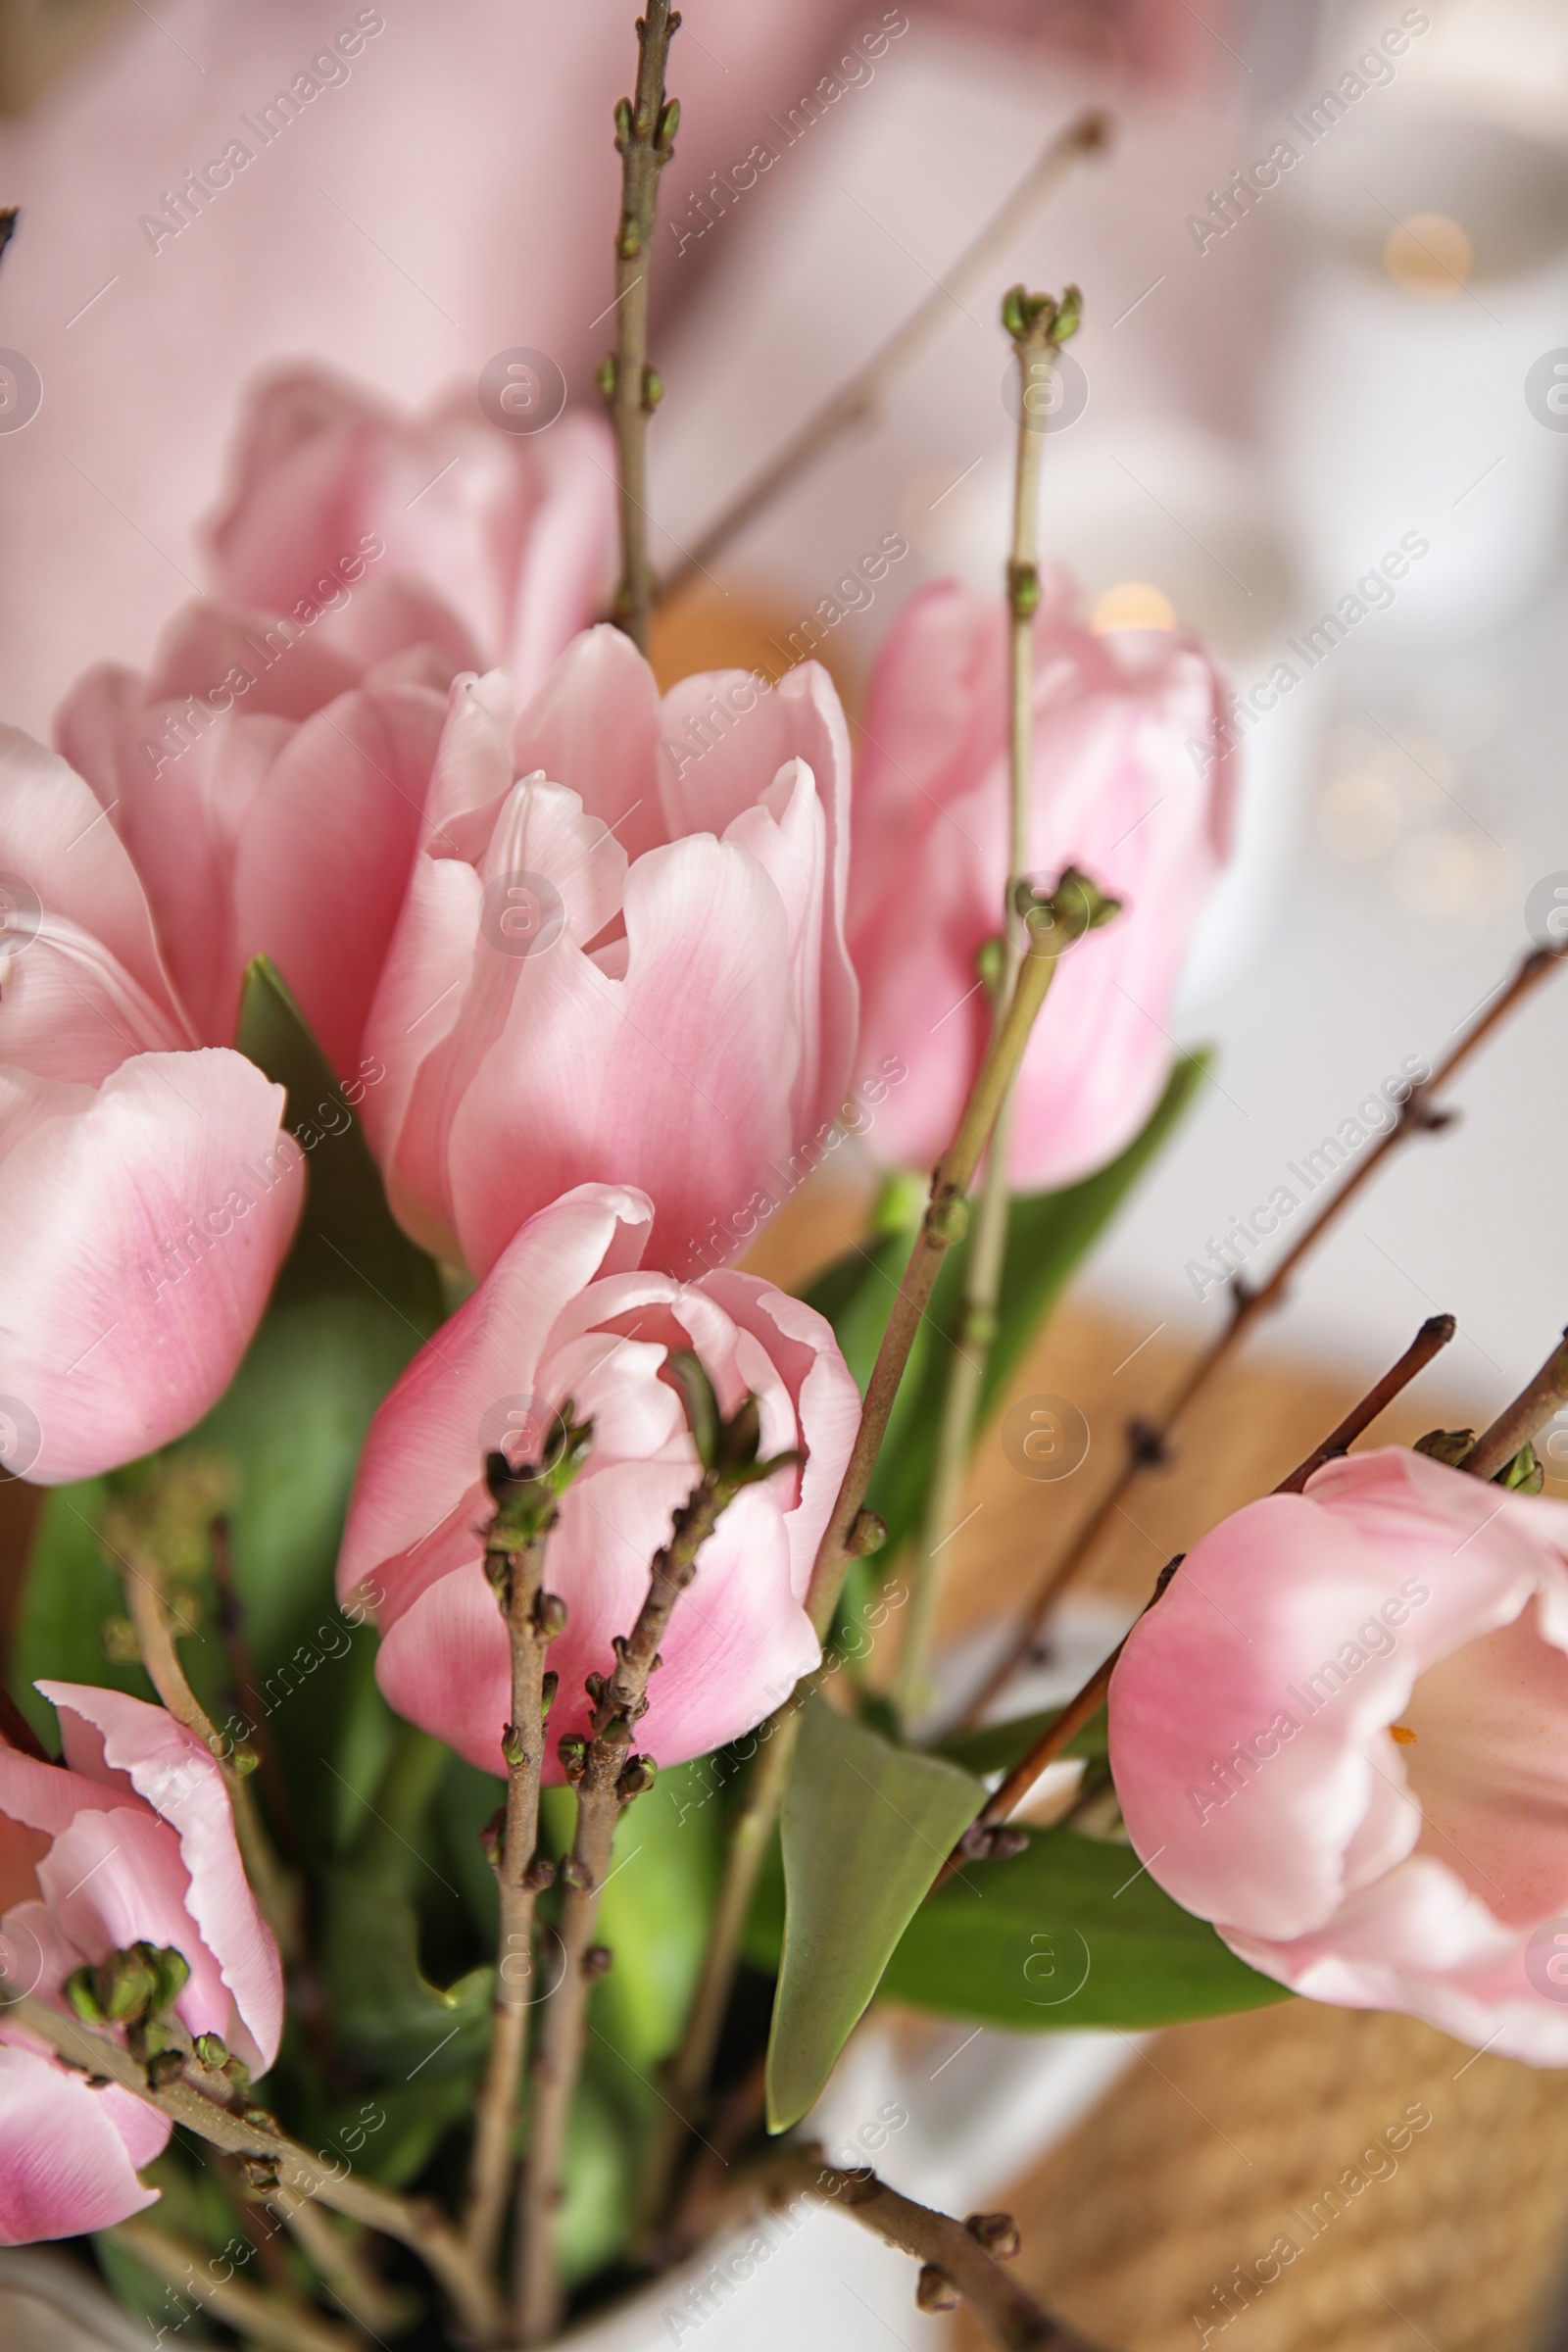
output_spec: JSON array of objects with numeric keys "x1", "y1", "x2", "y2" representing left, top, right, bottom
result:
[{"x1": 0, "y1": 0, "x2": 865, "y2": 734}]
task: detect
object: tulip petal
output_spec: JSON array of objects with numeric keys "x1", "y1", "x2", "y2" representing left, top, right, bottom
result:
[
  {"x1": 447, "y1": 832, "x2": 800, "y2": 1279},
  {"x1": 0, "y1": 2040, "x2": 162, "y2": 2242},
  {"x1": 0, "y1": 1051, "x2": 302, "y2": 1482},
  {"x1": 513, "y1": 624, "x2": 664, "y2": 865},
  {"x1": 336, "y1": 1185, "x2": 654, "y2": 1621},
  {"x1": 230, "y1": 680, "x2": 447, "y2": 1070},
  {"x1": 35, "y1": 1805, "x2": 238, "y2": 2049},
  {"x1": 0, "y1": 728, "x2": 183, "y2": 1032},
  {"x1": 38, "y1": 1684, "x2": 283, "y2": 2074}
]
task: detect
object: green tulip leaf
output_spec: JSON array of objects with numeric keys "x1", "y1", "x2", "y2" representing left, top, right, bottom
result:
[
  {"x1": 881, "y1": 1825, "x2": 1292, "y2": 2030},
  {"x1": 765, "y1": 1694, "x2": 985, "y2": 2132}
]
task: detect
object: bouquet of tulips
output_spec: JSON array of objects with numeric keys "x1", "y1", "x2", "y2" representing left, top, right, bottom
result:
[{"x1": 2, "y1": 10, "x2": 1564, "y2": 2349}]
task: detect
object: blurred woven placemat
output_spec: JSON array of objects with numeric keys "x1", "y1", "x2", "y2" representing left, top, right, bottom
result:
[{"x1": 955, "y1": 1999, "x2": 1568, "y2": 2352}]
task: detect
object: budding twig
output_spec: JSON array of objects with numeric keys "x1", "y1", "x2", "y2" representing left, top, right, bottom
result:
[
  {"x1": 463, "y1": 1419, "x2": 590, "y2": 2278},
  {"x1": 13, "y1": 1994, "x2": 501, "y2": 2341},
  {"x1": 604, "y1": 0, "x2": 680, "y2": 650},
  {"x1": 727, "y1": 2145, "x2": 1102, "y2": 2352},
  {"x1": 808, "y1": 871, "x2": 1120, "y2": 1646},
  {"x1": 1460, "y1": 1324, "x2": 1568, "y2": 1481},
  {"x1": 894, "y1": 283, "x2": 1083, "y2": 1724},
  {"x1": 655, "y1": 112, "x2": 1109, "y2": 603},
  {"x1": 934, "y1": 1313, "x2": 1460, "y2": 1886},
  {"x1": 514, "y1": 1376, "x2": 789, "y2": 2343},
  {"x1": 956, "y1": 941, "x2": 1568, "y2": 1727}
]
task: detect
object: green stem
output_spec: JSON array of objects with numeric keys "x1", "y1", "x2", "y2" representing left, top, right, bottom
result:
[{"x1": 892, "y1": 293, "x2": 1070, "y2": 1721}]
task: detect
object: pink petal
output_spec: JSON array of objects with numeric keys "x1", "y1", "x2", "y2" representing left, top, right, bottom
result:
[
  {"x1": 447, "y1": 833, "x2": 801, "y2": 1279},
  {"x1": 35, "y1": 1806, "x2": 238, "y2": 2049},
  {"x1": 0, "y1": 1053, "x2": 303, "y2": 1482},
  {"x1": 37, "y1": 1685, "x2": 282, "y2": 2074},
  {"x1": 336, "y1": 1185, "x2": 654, "y2": 1624},
  {"x1": 230, "y1": 679, "x2": 447, "y2": 1070},
  {"x1": 661, "y1": 660, "x2": 857, "y2": 1136},
  {"x1": 145, "y1": 600, "x2": 364, "y2": 723},
  {"x1": 0, "y1": 2040, "x2": 162, "y2": 2241},
  {"x1": 507, "y1": 413, "x2": 619, "y2": 701},
  {"x1": 696, "y1": 1273, "x2": 860, "y2": 1602},
  {"x1": 512, "y1": 624, "x2": 665, "y2": 865},
  {"x1": 0, "y1": 727, "x2": 183, "y2": 1033}
]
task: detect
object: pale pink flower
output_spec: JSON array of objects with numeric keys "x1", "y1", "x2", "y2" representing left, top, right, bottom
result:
[
  {"x1": 848, "y1": 575, "x2": 1236, "y2": 1189},
  {"x1": 0, "y1": 727, "x2": 302, "y2": 1481},
  {"x1": 0, "y1": 1684, "x2": 283, "y2": 2241},
  {"x1": 1108, "y1": 1446, "x2": 1568, "y2": 2063},
  {"x1": 361, "y1": 627, "x2": 857, "y2": 1280},
  {"x1": 203, "y1": 365, "x2": 616, "y2": 704},
  {"x1": 336, "y1": 1183, "x2": 859, "y2": 1776},
  {"x1": 56, "y1": 597, "x2": 456, "y2": 1075}
]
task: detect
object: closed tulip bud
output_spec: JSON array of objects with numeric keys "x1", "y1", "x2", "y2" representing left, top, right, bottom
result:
[
  {"x1": 849, "y1": 578, "x2": 1234, "y2": 1191},
  {"x1": 359, "y1": 631, "x2": 857, "y2": 1284}
]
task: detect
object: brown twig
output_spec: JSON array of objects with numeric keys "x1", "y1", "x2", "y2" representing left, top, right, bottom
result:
[
  {"x1": 807, "y1": 871, "x2": 1120, "y2": 1645},
  {"x1": 936, "y1": 1314, "x2": 1457, "y2": 1886},
  {"x1": 737, "y1": 2145, "x2": 1102, "y2": 2352},
  {"x1": 112, "y1": 2215, "x2": 363, "y2": 2352},
  {"x1": 13, "y1": 1994, "x2": 501, "y2": 2341},
  {"x1": 269, "y1": 2183, "x2": 416, "y2": 2340},
  {"x1": 957, "y1": 941, "x2": 1568, "y2": 1726},
  {"x1": 605, "y1": 0, "x2": 680, "y2": 650},
  {"x1": 514, "y1": 1397, "x2": 780, "y2": 2343},
  {"x1": 1461, "y1": 1325, "x2": 1568, "y2": 1480},
  {"x1": 1275, "y1": 1312, "x2": 1455, "y2": 1492},
  {"x1": 655, "y1": 112, "x2": 1109, "y2": 603},
  {"x1": 463, "y1": 1470, "x2": 569, "y2": 2278}
]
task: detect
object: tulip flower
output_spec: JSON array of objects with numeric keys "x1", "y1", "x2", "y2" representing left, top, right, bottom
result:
[
  {"x1": 1108, "y1": 1446, "x2": 1568, "y2": 2063},
  {"x1": 56, "y1": 597, "x2": 454, "y2": 1074},
  {"x1": 202, "y1": 365, "x2": 617, "y2": 704},
  {"x1": 336, "y1": 1183, "x2": 859, "y2": 1775},
  {"x1": 847, "y1": 574, "x2": 1236, "y2": 1190},
  {"x1": 361, "y1": 627, "x2": 858, "y2": 1280},
  {"x1": 0, "y1": 727, "x2": 303, "y2": 1482},
  {"x1": 0, "y1": 1684, "x2": 283, "y2": 2241}
]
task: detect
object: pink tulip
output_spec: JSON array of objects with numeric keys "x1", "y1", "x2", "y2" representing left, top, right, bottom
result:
[
  {"x1": 848, "y1": 575, "x2": 1236, "y2": 1190},
  {"x1": 0, "y1": 1684, "x2": 283, "y2": 2241},
  {"x1": 1108, "y1": 1446, "x2": 1568, "y2": 2063},
  {"x1": 336, "y1": 1183, "x2": 859, "y2": 1776},
  {"x1": 0, "y1": 727, "x2": 303, "y2": 1482},
  {"x1": 361, "y1": 627, "x2": 858, "y2": 1280},
  {"x1": 56, "y1": 597, "x2": 456, "y2": 1075},
  {"x1": 203, "y1": 366, "x2": 617, "y2": 705}
]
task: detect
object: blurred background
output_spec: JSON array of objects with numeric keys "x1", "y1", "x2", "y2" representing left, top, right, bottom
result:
[{"x1": 0, "y1": 3, "x2": 1566, "y2": 2348}]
